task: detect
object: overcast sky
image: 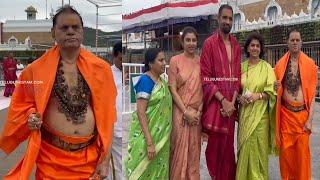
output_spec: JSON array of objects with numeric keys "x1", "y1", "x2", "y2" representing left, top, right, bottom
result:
[
  {"x1": 0, "y1": 0, "x2": 121, "y2": 32},
  {"x1": 123, "y1": 0, "x2": 161, "y2": 15}
]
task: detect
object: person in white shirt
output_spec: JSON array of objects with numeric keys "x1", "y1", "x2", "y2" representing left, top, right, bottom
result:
[
  {"x1": 107, "y1": 41, "x2": 123, "y2": 180},
  {"x1": 16, "y1": 60, "x2": 25, "y2": 70},
  {"x1": 16, "y1": 60, "x2": 25, "y2": 78}
]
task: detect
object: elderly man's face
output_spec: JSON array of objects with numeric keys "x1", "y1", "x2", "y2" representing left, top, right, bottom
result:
[{"x1": 52, "y1": 12, "x2": 84, "y2": 49}]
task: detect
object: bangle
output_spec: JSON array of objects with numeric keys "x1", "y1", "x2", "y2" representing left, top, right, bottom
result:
[
  {"x1": 259, "y1": 93, "x2": 263, "y2": 100},
  {"x1": 220, "y1": 97, "x2": 226, "y2": 102}
]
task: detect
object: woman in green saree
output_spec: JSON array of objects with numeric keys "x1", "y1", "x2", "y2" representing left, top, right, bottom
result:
[
  {"x1": 124, "y1": 48, "x2": 172, "y2": 180},
  {"x1": 236, "y1": 32, "x2": 277, "y2": 180}
]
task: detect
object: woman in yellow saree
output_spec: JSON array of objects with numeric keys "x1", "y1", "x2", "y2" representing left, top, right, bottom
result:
[
  {"x1": 124, "y1": 48, "x2": 172, "y2": 180},
  {"x1": 236, "y1": 32, "x2": 277, "y2": 180}
]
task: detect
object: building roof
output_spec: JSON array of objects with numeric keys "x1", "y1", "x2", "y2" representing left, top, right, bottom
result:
[
  {"x1": 3, "y1": 19, "x2": 52, "y2": 32},
  {"x1": 123, "y1": 0, "x2": 219, "y2": 30},
  {"x1": 25, "y1": 6, "x2": 37, "y2": 13}
]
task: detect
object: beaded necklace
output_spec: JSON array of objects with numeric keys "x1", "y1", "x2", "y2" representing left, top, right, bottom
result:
[{"x1": 52, "y1": 61, "x2": 91, "y2": 124}]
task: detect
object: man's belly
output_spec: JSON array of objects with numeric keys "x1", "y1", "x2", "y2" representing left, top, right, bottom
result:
[
  {"x1": 43, "y1": 97, "x2": 96, "y2": 137},
  {"x1": 282, "y1": 87, "x2": 304, "y2": 103}
]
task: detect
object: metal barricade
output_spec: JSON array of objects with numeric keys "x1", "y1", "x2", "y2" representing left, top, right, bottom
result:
[
  {"x1": 122, "y1": 63, "x2": 169, "y2": 114},
  {"x1": 122, "y1": 63, "x2": 144, "y2": 115}
]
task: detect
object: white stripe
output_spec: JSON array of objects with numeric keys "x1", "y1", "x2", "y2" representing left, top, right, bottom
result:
[{"x1": 123, "y1": 3, "x2": 219, "y2": 29}]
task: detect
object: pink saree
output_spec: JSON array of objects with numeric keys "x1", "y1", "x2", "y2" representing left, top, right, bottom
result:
[{"x1": 168, "y1": 54, "x2": 203, "y2": 180}]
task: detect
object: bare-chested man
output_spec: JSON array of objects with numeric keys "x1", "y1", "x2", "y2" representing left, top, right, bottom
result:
[
  {"x1": 0, "y1": 5, "x2": 116, "y2": 179},
  {"x1": 200, "y1": 4, "x2": 241, "y2": 180},
  {"x1": 274, "y1": 30, "x2": 318, "y2": 180}
]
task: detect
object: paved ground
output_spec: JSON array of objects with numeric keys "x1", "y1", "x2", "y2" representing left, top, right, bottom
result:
[
  {"x1": 0, "y1": 108, "x2": 28, "y2": 177},
  {"x1": 0, "y1": 98, "x2": 319, "y2": 179},
  {"x1": 122, "y1": 102, "x2": 320, "y2": 180}
]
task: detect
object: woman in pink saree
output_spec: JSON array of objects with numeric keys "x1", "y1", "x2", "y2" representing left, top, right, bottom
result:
[
  {"x1": 2, "y1": 52, "x2": 17, "y2": 97},
  {"x1": 168, "y1": 27, "x2": 203, "y2": 180}
]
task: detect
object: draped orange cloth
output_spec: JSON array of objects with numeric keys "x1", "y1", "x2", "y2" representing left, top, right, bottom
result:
[
  {"x1": 36, "y1": 124, "x2": 98, "y2": 179},
  {"x1": 0, "y1": 45, "x2": 116, "y2": 179},
  {"x1": 279, "y1": 101, "x2": 310, "y2": 180},
  {"x1": 274, "y1": 52, "x2": 318, "y2": 180}
]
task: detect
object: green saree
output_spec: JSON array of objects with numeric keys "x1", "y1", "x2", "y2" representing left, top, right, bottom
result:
[
  {"x1": 124, "y1": 78, "x2": 172, "y2": 180},
  {"x1": 236, "y1": 60, "x2": 277, "y2": 180}
]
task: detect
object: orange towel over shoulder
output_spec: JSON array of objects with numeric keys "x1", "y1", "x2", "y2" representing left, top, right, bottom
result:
[
  {"x1": 274, "y1": 52, "x2": 318, "y2": 180},
  {"x1": 0, "y1": 45, "x2": 116, "y2": 180}
]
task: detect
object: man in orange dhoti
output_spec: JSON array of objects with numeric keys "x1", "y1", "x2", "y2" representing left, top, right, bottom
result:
[
  {"x1": 0, "y1": 5, "x2": 116, "y2": 180},
  {"x1": 274, "y1": 30, "x2": 318, "y2": 180}
]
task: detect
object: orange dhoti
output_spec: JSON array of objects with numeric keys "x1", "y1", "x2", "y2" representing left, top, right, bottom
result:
[
  {"x1": 279, "y1": 101, "x2": 310, "y2": 180},
  {"x1": 274, "y1": 51, "x2": 318, "y2": 180},
  {"x1": 35, "y1": 126, "x2": 99, "y2": 179}
]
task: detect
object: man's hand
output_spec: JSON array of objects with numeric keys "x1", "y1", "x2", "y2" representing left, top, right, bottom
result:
[
  {"x1": 220, "y1": 108, "x2": 228, "y2": 117},
  {"x1": 304, "y1": 119, "x2": 312, "y2": 134},
  {"x1": 27, "y1": 113, "x2": 42, "y2": 131},
  {"x1": 221, "y1": 99, "x2": 235, "y2": 117},
  {"x1": 89, "y1": 159, "x2": 109, "y2": 180}
]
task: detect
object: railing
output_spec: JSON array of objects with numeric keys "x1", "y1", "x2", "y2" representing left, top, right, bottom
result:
[
  {"x1": 265, "y1": 41, "x2": 320, "y2": 68},
  {"x1": 121, "y1": 63, "x2": 144, "y2": 115},
  {"x1": 122, "y1": 63, "x2": 169, "y2": 114}
]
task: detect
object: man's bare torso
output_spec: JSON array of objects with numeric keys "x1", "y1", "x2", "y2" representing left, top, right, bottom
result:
[
  {"x1": 282, "y1": 58, "x2": 304, "y2": 103},
  {"x1": 43, "y1": 61, "x2": 95, "y2": 136},
  {"x1": 225, "y1": 41, "x2": 232, "y2": 64}
]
